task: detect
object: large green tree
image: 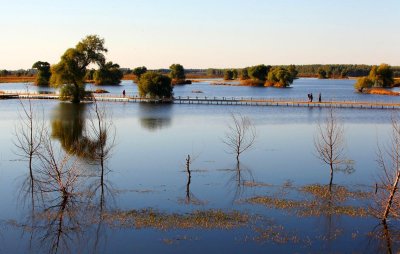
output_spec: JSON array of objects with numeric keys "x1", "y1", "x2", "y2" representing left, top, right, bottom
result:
[
  {"x1": 32, "y1": 61, "x2": 51, "y2": 86},
  {"x1": 169, "y1": 64, "x2": 186, "y2": 83},
  {"x1": 93, "y1": 61, "x2": 123, "y2": 85},
  {"x1": 371, "y1": 63, "x2": 394, "y2": 87},
  {"x1": 138, "y1": 72, "x2": 173, "y2": 99},
  {"x1": 267, "y1": 67, "x2": 294, "y2": 87},
  {"x1": 50, "y1": 35, "x2": 107, "y2": 103}
]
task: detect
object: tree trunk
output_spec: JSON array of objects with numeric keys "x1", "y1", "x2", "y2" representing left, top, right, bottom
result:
[
  {"x1": 382, "y1": 169, "x2": 400, "y2": 223},
  {"x1": 329, "y1": 164, "x2": 334, "y2": 193},
  {"x1": 72, "y1": 83, "x2": 81, "y2": 103}
]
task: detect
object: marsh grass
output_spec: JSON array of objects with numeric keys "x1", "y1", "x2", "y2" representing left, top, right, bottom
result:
[
  {"x1": 247, "y1": 184, "x2": 371, "y2": 217},
  {"x1": 103, "y1": 209, "x2": 249, "y2": 230}
]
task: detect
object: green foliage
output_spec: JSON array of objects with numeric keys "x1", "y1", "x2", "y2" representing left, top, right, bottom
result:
[
  {"x1": 232, "y1": 69, "x2": 238, "y2": 79},
  {"x1": 138, "y1": 72, "x2": 173, "y2": 99},
  {"x1": 0, "y1": 70, "x2": 10, "y2": 76},
  {"x1": 373, "y1": 63, "x2": 394, "y2": 87},
  {"x1": 32, "y1": 61, "x2": 51, "y2": 86},
  {"x1": 50, "y1": 35, "x2": 108, "y2": 103},
  {"x1": 354, "y1": 77, "x2": 373, "y2": 92},
  {"x1": 248, "y1": 65, "x2": 271, "y2": 82},
  {"x1": 267, "y1": 67, "x2": 294, "y2": 87},
  {"x1": 240, "y1": 68, "x2": 249, "y2": 80},
  {"x1": 93, "y1": 61, "x2": 123, "y2": 85},
  {"x1": 288, "y1": 65, "x2": 298, "y2": 80},
  {"x1": 224, "y1": 70, "x2": 234, "y2": 80},
  {"x1": 317, "y1": 68, "x2": 327, "y2": 79},
  {"x1": 169, "y1": 64, "x2": 185, "y2": 81},
  {"x1": 132, "y1": 66, "x2": 147, "y2": 79},
  {"x1": 354, "y1": 63, "x2": 394, "y2": 91}
]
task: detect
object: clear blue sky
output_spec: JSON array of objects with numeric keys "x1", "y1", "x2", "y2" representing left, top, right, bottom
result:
[{"x1": 1, "y1": 0, "x2": 399, "y2": 69}]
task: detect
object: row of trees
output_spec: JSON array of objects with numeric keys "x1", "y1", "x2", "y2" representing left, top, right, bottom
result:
[
  {"x1": 200, "y1": 65, "x2": 400, "y2": 79},
  {"x1": 223, "y1": 64, "x2": 298, "y2": 88}
]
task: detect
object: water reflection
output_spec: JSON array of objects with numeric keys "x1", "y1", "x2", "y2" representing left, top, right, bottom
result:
[
  {"x1": 51, "y1": 102, "x2": 114, "y2": 161},
  {"x1": 178, "y1": 155, "x2": 204, "y2": 205},
  {"x1": 14, "y1": 102, "x2": 117, "y2": 253},
  {"x1": 222, "y1": 162, "x2": 255, "y2": 201},
  {"x1": 51, "y1": 103, "x2": 87, "y2": 156},
  {"x1": 366, "y1": 223, "x2": 400, "y2": 254},
  {"x1": 138, "y1": 103, "x2": 172, "y2": 131}
]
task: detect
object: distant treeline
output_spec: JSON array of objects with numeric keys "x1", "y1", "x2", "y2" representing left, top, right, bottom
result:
[
  {"x1": 2, "y1": 64, "x2": 400, "y2": 79},
  {"x1": 202, "y1": 65, "x2": 400, "y2": 78},
  {"x1": 0, "y1": 69, "x2": 36, "y2": 77}
]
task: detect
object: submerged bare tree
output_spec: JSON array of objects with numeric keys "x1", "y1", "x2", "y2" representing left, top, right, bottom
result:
[
  {"x1": 14, "y1": 97, "x2": 45, "y2": 208},
  {"x1": 223, "y1": 113, "x2": 256, "y2": 163},
  {"x1": 374, "y1": 117, "x2": 400, "y2": 224},
  {"x1": 85, "y1": 99, "x2": 116, "y2": 209},
  {"x1": 314, "y1": 108, "x2": 348, "y2": 193}
]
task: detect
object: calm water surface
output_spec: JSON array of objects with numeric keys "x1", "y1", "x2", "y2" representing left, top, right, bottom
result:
[{"x1": 0, "y1": 80, "x2": 399, "y2": 253}]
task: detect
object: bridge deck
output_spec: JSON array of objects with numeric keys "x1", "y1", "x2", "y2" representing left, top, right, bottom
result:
[{"x1": 1, "y1": 93, "x2": 400, "y2": 109}]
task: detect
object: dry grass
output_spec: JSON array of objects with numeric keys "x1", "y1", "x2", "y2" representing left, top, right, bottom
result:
[
  {"x1": 240, "y1": 79, "x2": 264, "y2": 87},
  {"x1": 247, "y1": 196, "x2": 367, "y2": 217},
  {"x1": 93, "y1": 89, "x2": 109, "y2": 94},
  {"x1": 122, "y1": 74, "x2": 137, "y2": 81},
  {"x1": 363, "y1": 88, "x2": 399, "y2": 96},
  {"x1": 300, "y1": 184, "x2": 371, "y2": 201},
  {"x1": 0, "y1": 76, "x2": 35, "y2": 83},
  {"x1": 103, "y1": 209, "x2": 249, "y2": 230},
  {"x1": 247, "y1": 184, "x2": 371, "y2": 217}
]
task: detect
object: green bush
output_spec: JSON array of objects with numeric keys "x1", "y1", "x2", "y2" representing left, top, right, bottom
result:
[
  {"x1": 138, "y1": 72, "x2": 173, "y2": 98},
  {"x1": 354, "y1": 77, "x2": 373, "y2": 92}
]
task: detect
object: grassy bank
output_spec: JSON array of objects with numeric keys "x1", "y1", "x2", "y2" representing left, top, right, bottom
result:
[{"x1": 0, "y1": 76, "x2": 35, "y2": 83}]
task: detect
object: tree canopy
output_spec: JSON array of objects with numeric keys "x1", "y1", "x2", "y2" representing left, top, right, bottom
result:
[
  {"x1": 354, "y1": 63, "x2": 394, "y2": 91},
  {"x1": 169, "y1": 64, "x2": 185, "y2": 82},
  {"x1": 93, "y1": 61, "x2": 123, "y2": 85},
  {"x1": 267, "y1": 67, "x2": 295, "y2": 87},
  {"x1": 317, "y1": 68, "x2": 327, "y2": 79},
  {"x1": 32, "y1": 61, "x2": 51, "y2": 86},
  {"x1": 132, "y1": 66, "x2": 147, "y2": 80},
  {"x1": 50, "y1": 35, "x2": 108, "y2": 103},
  {"x1": 138, "y1": 72, "x2": 173, "y2": 99},
  {"x1": 224, "y1": 70, "x2": 234, "y2": 80},
  {"x1": 248, "y1": 65, "x2": 271, "y2": 82}
]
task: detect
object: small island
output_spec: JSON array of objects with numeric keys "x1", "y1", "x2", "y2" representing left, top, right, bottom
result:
[{"x1": 354, "y1": 63, "x2": 399, "y2": 96}]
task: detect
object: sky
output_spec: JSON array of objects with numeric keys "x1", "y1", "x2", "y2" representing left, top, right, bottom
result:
[{"x1": 1, "y1": 0, "x2": 399, "y2": 69}]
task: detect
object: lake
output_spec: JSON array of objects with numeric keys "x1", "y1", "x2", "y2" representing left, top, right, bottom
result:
[{"x1": 0, "y1": 79, "x2": 399, "y2": 253}]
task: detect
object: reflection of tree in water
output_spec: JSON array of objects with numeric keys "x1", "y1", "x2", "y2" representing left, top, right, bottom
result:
[
  {"x1": 223, "y1": 162, "x2": 255, "y2": 201},
  {"x1": 51, "y1": 102, "x2": 113, "y2": 161},
  {"x1": 366, "y1": 222, "x2": 400, "y2": 254},
  {"x1": 14, "y1": 101, "x2": 117, "y2": 254},
  {"x1": 178, "y1": 155, "x2": 204, "y2": 205},
  {"x1": 138, "y1": 103, "x2": 172, "y2": 131}
]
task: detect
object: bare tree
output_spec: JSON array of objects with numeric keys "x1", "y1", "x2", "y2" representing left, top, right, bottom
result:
[
  {"x1": 85, "y1": 99, "x2": 116, "y2": 209},
  {"x1": 223, "y1": 113, "x2": 256, "y2": 163},
  {"x1": 375, "y1": 117, "x2": 400, "y2": 224},
  {"x1": 14, "y1": 96, "x2": 45, "y2": 208},
  {"x1": 314, "y1": 108, "x2": 347, "y2": 193}
]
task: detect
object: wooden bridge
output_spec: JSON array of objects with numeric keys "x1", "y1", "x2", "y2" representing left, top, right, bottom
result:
[{"x1": 2, "y1": 92, "x2": 400, "y2": 110}]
